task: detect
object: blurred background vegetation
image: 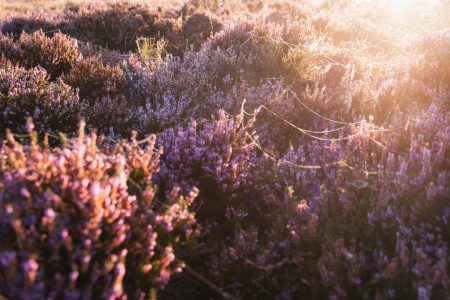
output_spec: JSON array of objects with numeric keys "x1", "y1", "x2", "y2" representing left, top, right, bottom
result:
[{"x1": 0, "y1": 0, "x2": 181, "y2": 18}]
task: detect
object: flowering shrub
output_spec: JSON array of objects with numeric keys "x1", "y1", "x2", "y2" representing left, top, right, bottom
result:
[
  {"x1": 62, "y1": 2, "x2": 184, "y2": 55},
  {"x1": 131, "y1": 44, "x2": 286, "y2": 130},
  {"x1": 0, "y1": 30, "x2": 79, "y2": 80},
  {"x1": 0, "y1": 11, "x2": 61, "y2": 37},
  {"x1": 130, "y1": 18, "x2": 329, "y2": 133},
  {"x1": 185, "y1": 104, "x2": 449, "y2": 299},
  {"x1": 0, "y1": 57, "x2": 85, "y2": 136},
  {"x1": 1, "y1": 2, "x2": 187, "y2": 56},
  {"x1": 208, "y1": 19, "x2": 319, "y2": 86},
  {"x1": 0, "y1": 30, "x2": 139, "y2": 137},
  {"x1": 0, "y1": 120, "x2": 197, "y2": 299},
  {"x1": 183, "y1": 12, "x2": 223, "y2": 50},
  {"x1": 155, "y1": 110, "x2": 258, "y2": 222},
  {"x1": 1, "y1": 0, "x2": 449, "y2": 299},
  {"x1": 61, "y1": 55, "x2": 127, "y2": 102}
]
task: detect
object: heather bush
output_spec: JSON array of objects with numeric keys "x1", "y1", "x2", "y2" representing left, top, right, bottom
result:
[
  {"x1": 62, "y1": 2, "x2": 184, "y2": 55},
  {"x1": 1, "y1": 3, "x2": 188, "y2": 56},
  {"x1": 131, "y1": 18, "x2": 334, "y2": 133},
  {"x1": 188, "y1": 0, "x2": 228, "y2": 13},
  {"x1": 353, "y1": 29, "x2": 450, "y2": 123},
  {"x1": 0, "y1": 30, "x2": 79, "y2": 80},
  {"x1": 0, "y1": 57, "x2": 85, "y2": 136},
  {"x1": 130, "y1": 47, "x2": 286, "y2": 131},
  {"x1": 0, "y1": 120, "x2": 197, "y2": 299},
  {"x1": 183, "y1": 12, "x2": 223, "y2": 50},
  {"x1": 155, "y1": 109, "x2": 258, "y2": 222},
  {"x1": 0, "y1": 32, "x2": 136, "y2": 138},
  {"x1": 0, "y1": 11, "x2": 61, "y2": 38},
  {"x1": 265, "y1": 0, "x2": 315, "y2": 24},
  {"x1": 85, "y1": 95, "x2": 143, "y2": 139},
  {"x1": 203, "y1": 18, "x2": 323, "y2": 85},
  {"x1": 403, "y1": 29, "x2": 449, "y2": 93},
  {"x1": 0, "y1": 29, "x2": 143, "y2": 137},
  {"x1": 200, "y1": 19, "x2": 361, "y2": 139},
  {"x1": 61, "y1": 55, "x2": 127, "y2": 102},
  {"x1": 186, "y1": 105, "x2": 449, "y2": 299}
]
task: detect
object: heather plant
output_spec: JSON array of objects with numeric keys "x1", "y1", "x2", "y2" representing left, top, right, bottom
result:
[
  {"x1": 62, "y1": 2, "x2": 185, "y2": 55},
  {"x1": 265, "y1": 0, "x2": 315, "y2": 24},
  {"x1": 0, "y1": 30, "x2": 79, "y2": 80},
  {"x1": 199, "y1": 19, "x2": 360, "y2": 141},
  {"x1": 403, "y1": 29, "x2": 450, "y2": 93},
  {"x1": 183, "y1": 12, "x2": 223, "y2": 50},
  {"x1": 0, "y1": 120, "x2": 197, "y2": 299},
  {"x1": 130, "y1": 46, "x2": 286, "y2": 131},
  {"x1": 353, "y1": 29, "x2": 450, "y2": 123},
  {"x1": 206, "y1": 18, "x2": 355, "y2": 115},
  {"x1": 155, "y1": 109, "x2": 258, "y2": 222},
  {"x1": 311, "y1": 106, "x2": 450, "y2": 299},
  {"x1": 61, "y1": 55, "x2": 127, "y2": 102},
  {"x1": 205, "y1": 18, "x2": 322, "y2": 82},
  {"x1": 131, "y1": 18, "x2": 332, "y2": 133},
  {"x1": 187, "y1": 104, "x2": 449, "y2": 299},
  {"x1": 0, "y1": 57, "x2": 85, "y2": 136},
  {"x1": 189, "y1": 0, "x2": 225, "y2": 12},
  {"x1": 0, "y1": 31, "x2": 137, "y2": 138},
  {"x1": 0, "y1": 11, "x2": 61, "y2": 38}
]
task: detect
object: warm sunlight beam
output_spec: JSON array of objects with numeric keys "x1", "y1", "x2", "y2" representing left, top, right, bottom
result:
[
  {"x1": 306, "y1": 0, "x2": 445, "y2": 31},
  {"x1": 308, "y1": 0, "x2": 441, "y2": 12},
  {"x1": 357, "y1": 0, "x2": 440, "y2": 13}
]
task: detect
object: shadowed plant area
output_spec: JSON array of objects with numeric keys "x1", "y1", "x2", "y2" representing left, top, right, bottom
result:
[{"x1": 0, "y1": 0, "x2": 449, "y2": 299}]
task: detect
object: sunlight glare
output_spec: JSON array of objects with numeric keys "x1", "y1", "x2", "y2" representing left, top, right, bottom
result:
[
  {"x1": 308, "y1": 0, "x2": 441, "y2": 12},
  {"x1": 359, "y1": 0, "x2": 440, "y2": 13}
]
